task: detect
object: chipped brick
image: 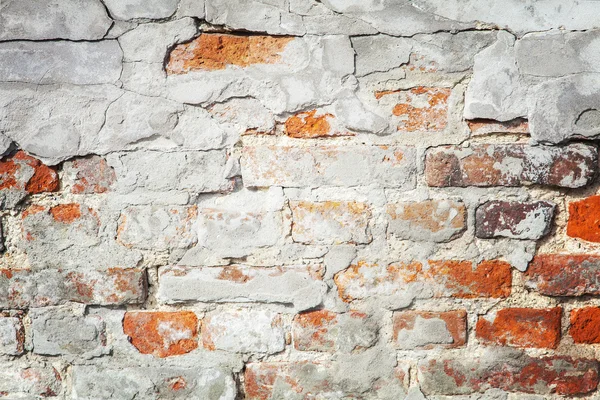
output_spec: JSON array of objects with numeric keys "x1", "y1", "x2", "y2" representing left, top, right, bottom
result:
[
  {"x1": 525, "y1": 254, "x2": 600, "y2": 296},
  {"x1": 475, "y1": 200, "x2": 555, "y2": 240},
  {"x1": 378, "y1": 87, "x2": 450, "y2": 132},
  {"x1": 70, "y1": 155, "x2": 116, "y2": 194},
  {"x1": 393, "y1": 310, "x2": 467, "y2": 349}
]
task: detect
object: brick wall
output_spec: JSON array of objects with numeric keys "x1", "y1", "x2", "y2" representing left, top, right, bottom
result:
[{"x1": 1, "y1": 1, "x2": 600, "y2": 399}]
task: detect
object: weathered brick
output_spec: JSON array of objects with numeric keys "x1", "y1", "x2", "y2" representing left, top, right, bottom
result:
[
  {"x1": 290, "y1": 201, "x2": 372, "y2": 245},
  {"x1": 31, "y1": 306, "x2": 107, "y2": 357},
  {"x1": 158, "y1": 266, "x2": 326, "y2": 312},
  {"x1": 69, "y1": 155, "x2": 116, "y2": 194},
  {"x1": 0, "y1": 312, "x2": 24, "y2": 355},
  {"x1": 241, "y1": 146, "x2": 416, "y2": 188},
  {"x1": 386, "y1": 199, "x2": 466, "y2": 242},
  {"x1": 285, "y1": 110, "x2": 348, "y2": 138},
  {"x1": 292, "y1": 310, "x2": 378, "y2": 352},
  {"x1": 72, "y1": 365, "x2": 236, "y2": 399},
  {"x1": 524, "y1": 254, "x2": 600, "y2": 296},
  {"x1": 166, "y1": 33, "x2": 294, "y2": 74},
  {"x1": 418, "y1": 353, "x2": 599, "y2": 396},
  {"x1": 0, "y1": 267, "x2": 146, "y2": 308},
  {"x1": 335, "y1": 260, "x2": 511, "y2": 301},
  {"x1": 22, "y1": 203, "x2": 99, "y2": 246},
  {"x1": 467, "y1": 118, "x2": 529, "y2": 135},
  {"x1": 475, "y1": 200, "x2": 555, "y2": 240},
  {"x1": 570, "y1": 307, "x2": 600, "y2": 344},
  {"x1": 202, "y1": 309, "x2": 284, "y2": 354},
  {"x1": 117, "y1": 206, "x2": 197, "y2": 250},
  {"x1": 0, "y1": 364, "x2": 62, "y2": 398},
  {"x1": 567, "y1": 195, "x2": 600, "y2": 242},
  {"x1": 392, "y1": 310, "x2": 467, "y2": 349},
  {"x1": 425, "y1": 143, "x2": 597, "y2": 188},
  {"x1": 123, "y1": 311, "x2": 198, "y2": 358},
  {"x1": 476, "y1": 307, "x2": 561, "y2": 349},
  {"x1": 0, "y1": 150, "x2": 58, "y2": 207},
  {"x1": 377, "y1": 87, "x2": 450, "y2": 132},
  {"x1": 245, "y1": 360, "x2": 408, "y2": 400}
]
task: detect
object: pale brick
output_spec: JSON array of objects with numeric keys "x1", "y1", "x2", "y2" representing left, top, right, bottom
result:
[
  {"x1": 242, "y1": 145, "x2": 416, "y2": 188},
  {"x1": 386, "y1": 199, "x2": 466, "y2": 242},
  {"x1": 158, "y1": 265, "x2": 326, "y2": 311},
  {"x1": 393, "y1": 310, "x2": 467, "y2": 350},
  {"x1": 202, "y1": 309, "x2": 285, "y2": 354},
  {"x1": 0, "y1": 363, "x2": 62, "y2": 398},
  {"x1": 291, "y1": 201, "x2": 372, "y2": 245},
  {"x1": 0, "y1": 313, "x2": 24, "y2": 355}
]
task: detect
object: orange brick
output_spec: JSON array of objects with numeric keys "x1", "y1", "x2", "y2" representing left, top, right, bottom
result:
[
  {"x1": 567, "y1": 196, "x2": 600, "y2": 242},
  {"x1": 570, "y1": 307, "x2": 600, "y2": 344}
]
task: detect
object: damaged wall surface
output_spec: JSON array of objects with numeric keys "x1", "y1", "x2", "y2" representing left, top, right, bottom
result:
[{"x1": 3, "y1": 0, "x2": 600, "y2": 399}]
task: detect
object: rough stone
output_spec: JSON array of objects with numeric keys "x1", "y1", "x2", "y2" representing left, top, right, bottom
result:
[
  {"x1": 31, "y1": 306, "x2": 107, "y2": 357},
  {"x1": 464, "y1": 31, "x2": 527, "y2": 122},
  {"x1": 103, "y1": 0, "x2": 179, "y2": 20},
  {"x1": 158, "y1": 265, "x2": 327, "y2": 311},
  {"x1": 393, "y1": 310, "x2": 467, "y2": 349},
  {"x1": 386, "y1": 199, "x2": 466, "y2": 242},
  {"x1": 242, "y1": 145, "x2": 416, "y2": 188},
  {"x1": 475, "y1": 200, "x2": 555, "y2": 240},
  {"x1": 202, "y1": 309, "x2": 285, "y2": 354},
  {"x1": 0, "y1": 41, "x2": 122, "y2": 85},
  {"x1": 0, "y1": 0, "x2": 112, "y2": 40}
]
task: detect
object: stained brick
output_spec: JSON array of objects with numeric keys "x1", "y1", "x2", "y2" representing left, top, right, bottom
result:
[
  {"x1": 393, "y1": 310, "x2": 467, "y2": 349},
  {"x1": 290, "y1": 201, "x2": 372, "y2": 245},
  {"x1": 567, "y1": 195, "x2": 600, "y2": 242},
  {"x1": 202, "y1": 309, "x2": 284, "y2": 354},
  {"x1": 335, "y1": 260, "x2": 511, "y2": 302},
  {"x1": 570, "y1": 307, "x2": 600, "y2": 344},
  {"x1": 123, "y1": 311, "x2": 198, "y2": 358},
  {"x1": 22, "y1": 203, "x2": 100, "y2": 245},
  {"x1": 241, "y1": 145, "x2": 416, "y2": 188},
  {"x1": 524, "y1": 254, "x2": 600, "y2": 296},
  {"x1": 425, "y1": 143, "x2": 597, "y2": 188},
  {"x1": 476, "y1": 307, "x2": 561, "y2": 348},
  {"x1": 166, "y1": 33, "x2": 294, "y2": 74},
  {"x1": 418, "y1": 354, "x2": 599, "y2": 396},
  {"x1": 386, "y1": 199, "x2": 466, "y2": 242},
  {"x1": 70, "y1": 155, "x2": 116, "y2": 194},
  {"x1": 467, "y1": 118, "x2": 529, "y2": 135},
  {"x1": 292, "y1": 310, "x2": 378, "y2": 352},
  {"x1": 377, "y1": 87, "x2": 450, "y2": 132},
  {"x1": 0, "y1": 268, "x2": 146, "y2": 308},
  {"x1": 475, "y1": 200, "x2": 555, "y2": 240}
]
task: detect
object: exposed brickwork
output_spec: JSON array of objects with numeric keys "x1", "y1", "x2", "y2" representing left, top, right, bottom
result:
[
  {"x1": 2, "y1": 3, "x2": 600, "y2": 399},
  {"x1": 476, "y1": 307, "x2": 562, "y2": 348},
  {"x1": 166, "y1": 33, "x2": 293, "y2": 74}
]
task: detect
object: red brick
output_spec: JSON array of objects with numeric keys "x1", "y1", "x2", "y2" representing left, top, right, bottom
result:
[
  {"x1": 285, "y1": 110, "x2": 349, "y2": 138},
  {"x1": 524, "y1": 254, "x2": 600, "y2": 296},
  {"x1": 418, "y1": 355, "x2": 599, "y2": 396},
  {"x1": 70, "y1": 155, "x2": 116, "y2": 194},
  {"x1": 567, "y1": 195, "x2": 600, "y2": 242},
  {"x1": 292, "y1": 310, "x2": 376, "y2": 352},
  {"x1": 570, "y1": 307, "x2": 600, "y2": 344},
  {"x1": 335, "y1": 259, "x2": 511, "y2": 302},
  {"x1": 123, "y1": 311, "x2": 198, "y2": 358},
  {"x1": 425, "y1": 143, "x2": 597, "y2": 188},
  {"x1": 0, "y1": 151, "x2": 58, "y2": 205},
  {"x1": 0, "y1": 267, "x2": 146, "y2": 308},
  {"x1": 166, "y1": 33, "x2": 293, "y2": 74},
  {"x1": 476, "y1": 307, "x2": 561, "y2": 349},
  {"x1": 475, "y1": 200, "x2": 554, "y2": 240},
  {"x1": 392, "y1": 310, "x2": 467, "y2": 349},
  {"x1": 377, "y1": 87, "x2": 450, "y2": 132}
]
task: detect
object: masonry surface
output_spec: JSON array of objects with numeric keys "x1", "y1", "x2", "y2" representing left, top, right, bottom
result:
[{"x1": 3, "y1": 1, "x2": 600, "y2": 399}]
